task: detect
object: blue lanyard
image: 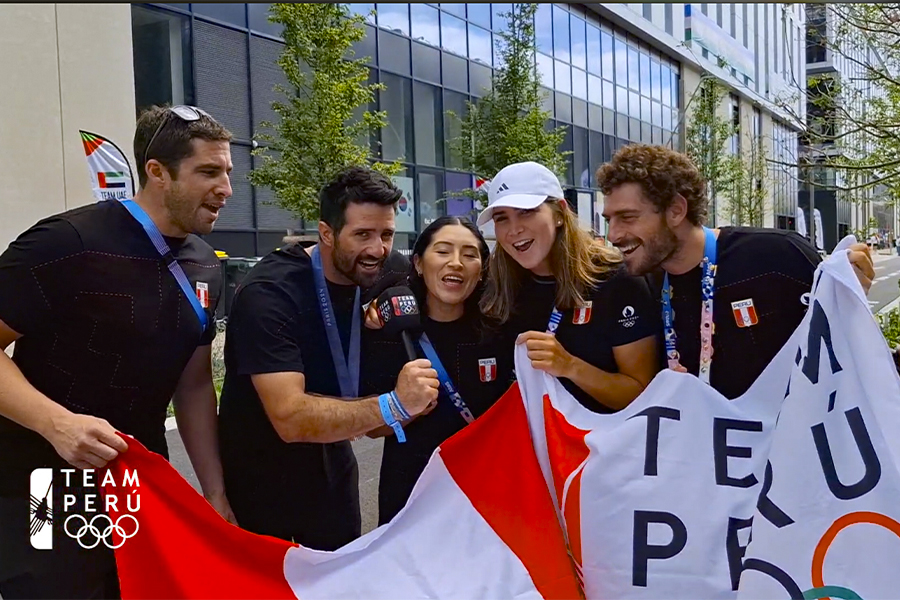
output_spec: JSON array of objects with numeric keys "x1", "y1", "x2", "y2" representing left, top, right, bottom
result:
[
  {"x1": 547, "y1": 307, "x2": 563, "y2": 333},
  {"x1": 118, "y1": 199, "x2": 208, "y2": 333},
  {"x1": 661, "y1": 226, "x2": 717, "y2": 384},
  {"x1": 417, "y1": 332, "x2": 475, "y2": 424},
  {"x1": 310, "y1": 246, "x2": 361, "y2": 398}
]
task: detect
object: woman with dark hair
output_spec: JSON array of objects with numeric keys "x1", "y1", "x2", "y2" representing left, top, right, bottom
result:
[{"x1": 361, "y1": 216, "x2": 513, "y2": 525}]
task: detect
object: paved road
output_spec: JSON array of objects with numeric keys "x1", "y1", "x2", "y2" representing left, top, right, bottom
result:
[
  {"x1": 166, "y1": 428, "x2": 384, "y2": 534},
  {"x1": 869, "y1": 253, "x2": 900, "y2": 314}
]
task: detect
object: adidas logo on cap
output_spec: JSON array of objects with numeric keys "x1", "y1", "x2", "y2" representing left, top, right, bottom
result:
[{"x1": 496, "y1": 183, "x2": 510, "y2": 192}]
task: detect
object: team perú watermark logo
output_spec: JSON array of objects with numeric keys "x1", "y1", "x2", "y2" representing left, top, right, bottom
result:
[{"x1": 29, "y1": 468, "x2": 141, "y2": 550}]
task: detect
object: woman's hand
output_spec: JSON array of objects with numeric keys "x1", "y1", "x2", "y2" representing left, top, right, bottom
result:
[{"x1": 516, "y1": 331, "x2": 576, "y2": 378}]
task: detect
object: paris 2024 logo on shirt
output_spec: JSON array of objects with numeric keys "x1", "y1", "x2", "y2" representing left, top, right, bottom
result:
[
  {"x1": 29, "y1": 467, "x2": 141, "y2": 551},
  {"x1": 618, "y1": 305, "x2": 638, "y2": 328}
]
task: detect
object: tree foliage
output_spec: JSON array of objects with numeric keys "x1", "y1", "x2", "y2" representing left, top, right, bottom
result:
[
  {"x1": 446, "y1": 3, "x2": 569, "y2": 206},
  {"x1": 684, "y1": 75, "x2": 768, "y2": 226},
  {"x1": 248, "y1": 4, "x2": 400, "y2": 221},
  {"x1": 789, "y1": 4, "x2": 900, "y2": 199}
]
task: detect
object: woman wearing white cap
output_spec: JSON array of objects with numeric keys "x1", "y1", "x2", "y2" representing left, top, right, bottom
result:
[{"x1": 478, "y1": 161, "x2": 659, "y2": 412}]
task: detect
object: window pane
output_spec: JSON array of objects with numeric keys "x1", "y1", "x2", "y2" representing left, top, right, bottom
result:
[
  {"x1": 639, "y1": 52, "x2": 650, "y2": 95},
  {"x1": 193, "y1": 3, "x2": 246, "y2": 27},
  {"x1": 641, "y1": 96, "x2": 650, "y2": 123},
  {"x1": 552, "y1": 5, "x2": 570, "y2": 62},
  {"x1": 561, "y1": 125, "x2": 574, "y2": 185},
  {"x1": 555, "y1": 60, "x2": 571, "y2": 94},
  {"x1": 412, "y1": 41, "x2": 441, "y2": 84},
  {"x1": 573, "y1": 97, "x2": 588, "y2": 128},
  {"x1": 537, "y1": 52, "x2": 554, "y2": 88},
  {"x1": 492, "y1": 3, "x2": 511, "y2": 32},
  {"x1": 588, "y1": 74, "x2": 602, "y2": 104},
  {"x1": 413, "y1": 82, "x2": 443, "y2": 166},
  {"x1": 587, "y1": 24, "x2": 601, "y2": 75},
  {"x1": 671, "y1": 69, "x2": 679, "y2": 107},
  {"x1": 570, "y1": 16, "x2": 586, "y2": 70},
  {"x1": 589, "y1": 130, "x2": 603, "y2": 183},
  {"x1": 445, "y1": 171, "x2": 475, "y2": 218},
  {"x1": 440, "y1": 3, "x2": 466, "y2": 18},
  {"x1": 381, "y1": 73, "x2": 413, "y2": 161},
  {"x1": 651, "y1": 59, "x2": 661, "y2": 102},
  {"x1": 662, "y1": 106, "x2": 672, "y2": 130},
  {"x1": 441, "y1": 13, "x2": 468, "y2": 56},
  {"x1": 411, "y1": 4, "x2": 440, "y2": 46},
  {"x1": 616, "y1": 86, "x2": 627, "y2": 115},
  {"x1": 468, "y1": 3, "x2": 491, "y2": 28},
  {"x1": 660, "y1": 64, "x2": 671, "y2": 106},
  {"x1": 601, "y1": 33, "x2": 614, "y2": 84},
  {"x1": 377, "y1": 3, "x2": 409, "y2": 35},
  {"x1": 651, "y1": 100, "x2": 661, "y2": 126},
  {"x1": 627, "y1": 46, "x2": 639, "y2": 91},
  {"x1": 573, "y1": 126, "x2": 590, "y2": 188},
  {"x1": 614, "y1": 38, "x2": 627, "y2": 86},
  {"x1": 629, "y1": 91, "x2": 640, "y2": 119},
  {"x1": 378, "y1": 31, "x2": 411, "y2": 76},
  {"x1": 602, "y1": 80, "x2": 614, "y2": 111},
  {"x1": 555, "y1": 92, "x2": 572, "y2": 123},
  {"x1": 589, "y1": 103, "x2": 602, "y2": 132},
  {"x1": 470, "y1": 61, "x2": 492, "y2": 96},
  {"x1": 572, "y1": 67, "x2": 587, "y2": 100},
  {"x1": 536, "y1": 4, "x2": 553, "y2": 55},
  {"x1": 444, "y1": 89, "x2": 469, "y2": 169},
  {"x1": 248, "y1": 4, "x2": 282, "y2": 37},
  {"x1": 468, "y1": 24, "x2": 492, "y2": 65},
  {"x1": 418, "y1": 171, "x2": 445, "y2": 228},
  {"x1": 442, "y1": 52, "x2": 468, "y2": 91},
  {"x1": 133, "y1": 7, "x2": 191, "y2": 114}
]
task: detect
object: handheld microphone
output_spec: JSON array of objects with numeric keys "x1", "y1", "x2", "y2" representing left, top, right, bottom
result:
[{"x1": 375, "y1": 286, "x2": 422, "y2": 361}]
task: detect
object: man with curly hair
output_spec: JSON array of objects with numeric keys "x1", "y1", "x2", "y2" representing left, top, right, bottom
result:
[{"x1": 597, "y1": 143, "x2": 874, "y2": 399}]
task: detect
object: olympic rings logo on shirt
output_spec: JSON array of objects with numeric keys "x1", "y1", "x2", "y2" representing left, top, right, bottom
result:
[{"x1": 63, "y1": 514, "x2": 139, "y2": 549}]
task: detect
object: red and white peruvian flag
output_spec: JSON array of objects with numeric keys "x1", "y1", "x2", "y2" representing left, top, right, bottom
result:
[
  {"x1": 103, "y1": 388, "x2": 581, "y2": 599},
  {"x1": 730, "y1": 298, "x2": 758, "y2": 328}
]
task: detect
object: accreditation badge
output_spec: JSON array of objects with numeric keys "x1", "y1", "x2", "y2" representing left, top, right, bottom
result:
[{"x1": 731, "y1": 298, "x2": 759, "y2": 328}]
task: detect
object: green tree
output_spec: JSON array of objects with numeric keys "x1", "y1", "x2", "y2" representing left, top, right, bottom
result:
[
  {"x1": 684, "y1": 74, "x2": 766, "y2": 226},
  {"x1": 446, "y1": 3, "x2": 569, "y2": 207},
  {"x1": 248, "y1": 4, "x2": 400, "y2": 221}
]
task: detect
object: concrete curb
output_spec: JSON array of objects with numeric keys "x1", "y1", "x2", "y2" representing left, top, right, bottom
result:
[{"x1": 165, "y1": 416, "x2": 177, "y2": 431}]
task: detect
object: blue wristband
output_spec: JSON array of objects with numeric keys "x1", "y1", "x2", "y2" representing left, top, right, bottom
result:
[
  {"x1": 379, "y1": 393, "x2": 406, "y2": 443},
  {"x1": 389, "y1": 390, "x2": 411, "y2": 421}
]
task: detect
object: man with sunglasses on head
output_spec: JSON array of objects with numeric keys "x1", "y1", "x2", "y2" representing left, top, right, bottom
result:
[{"x1": 0, "y1": 105, "x2": 235, "y2": 599}]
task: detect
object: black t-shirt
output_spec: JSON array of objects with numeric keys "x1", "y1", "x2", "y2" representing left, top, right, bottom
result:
[
  {"x1": 217, "y1": 243, "x2": 407, "y2": 550},
  {"x1": 360, "y1": 313, "x2": 514, "y2": 525},
  {"x1": 504, "y1": 267, "x2": 658, "y2": 413},
  {"x1": 0, "y1": 201, "x2": 222, "y2": 494},
  {"x1": 650, "y1": 227, "x2": 821, "y2": 400},
  {"x1": 0, "y1": 201, "x2": 221, "y2": 582}
]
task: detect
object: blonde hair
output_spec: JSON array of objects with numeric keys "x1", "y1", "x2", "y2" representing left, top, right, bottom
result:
[{"x1": 480, "y1": 199, "x2": 623, "y2": 323}]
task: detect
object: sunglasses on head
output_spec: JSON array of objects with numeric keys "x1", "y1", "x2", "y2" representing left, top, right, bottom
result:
[{"x1": 144, "y1": 105, "x2": 212, "y2": 163}]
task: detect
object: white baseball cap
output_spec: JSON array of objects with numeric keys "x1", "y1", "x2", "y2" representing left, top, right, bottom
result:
[{"x1": 476, "y1": 161, "x2": 565, "y2": 226}]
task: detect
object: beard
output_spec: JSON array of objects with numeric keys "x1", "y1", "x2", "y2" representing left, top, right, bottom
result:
[
  {"x1": 163, "y1": 182, "x2": 202, "y2": 235},
  {"x1": 332, "y1": 237, "x2": 383, "y2": 288},
  {"x1": 622, "y1": 220, "x2": 679, "y2": 276}
]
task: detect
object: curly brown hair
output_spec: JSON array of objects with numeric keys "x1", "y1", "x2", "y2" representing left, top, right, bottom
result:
[{"x1": 595, "y1": 144, "x2": 708, "y2": 226}]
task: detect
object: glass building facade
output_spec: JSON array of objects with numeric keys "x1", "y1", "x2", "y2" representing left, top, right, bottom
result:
[{"x1": 132, "y1": 3, "x2": 681, "y2": 257}]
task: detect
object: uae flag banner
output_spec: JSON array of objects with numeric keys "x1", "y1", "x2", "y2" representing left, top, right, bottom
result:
[
  {"x1": 96, "y1": 242, "x2": 900, "y2": 599},
  {"x1": 80, "y1": 130, "x2": 135, "y2": 202}
]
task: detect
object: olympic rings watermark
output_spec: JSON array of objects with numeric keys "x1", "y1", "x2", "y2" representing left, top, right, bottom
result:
[{"x1": 63, "y1": 513, "x2": 139, "y2": 549}]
